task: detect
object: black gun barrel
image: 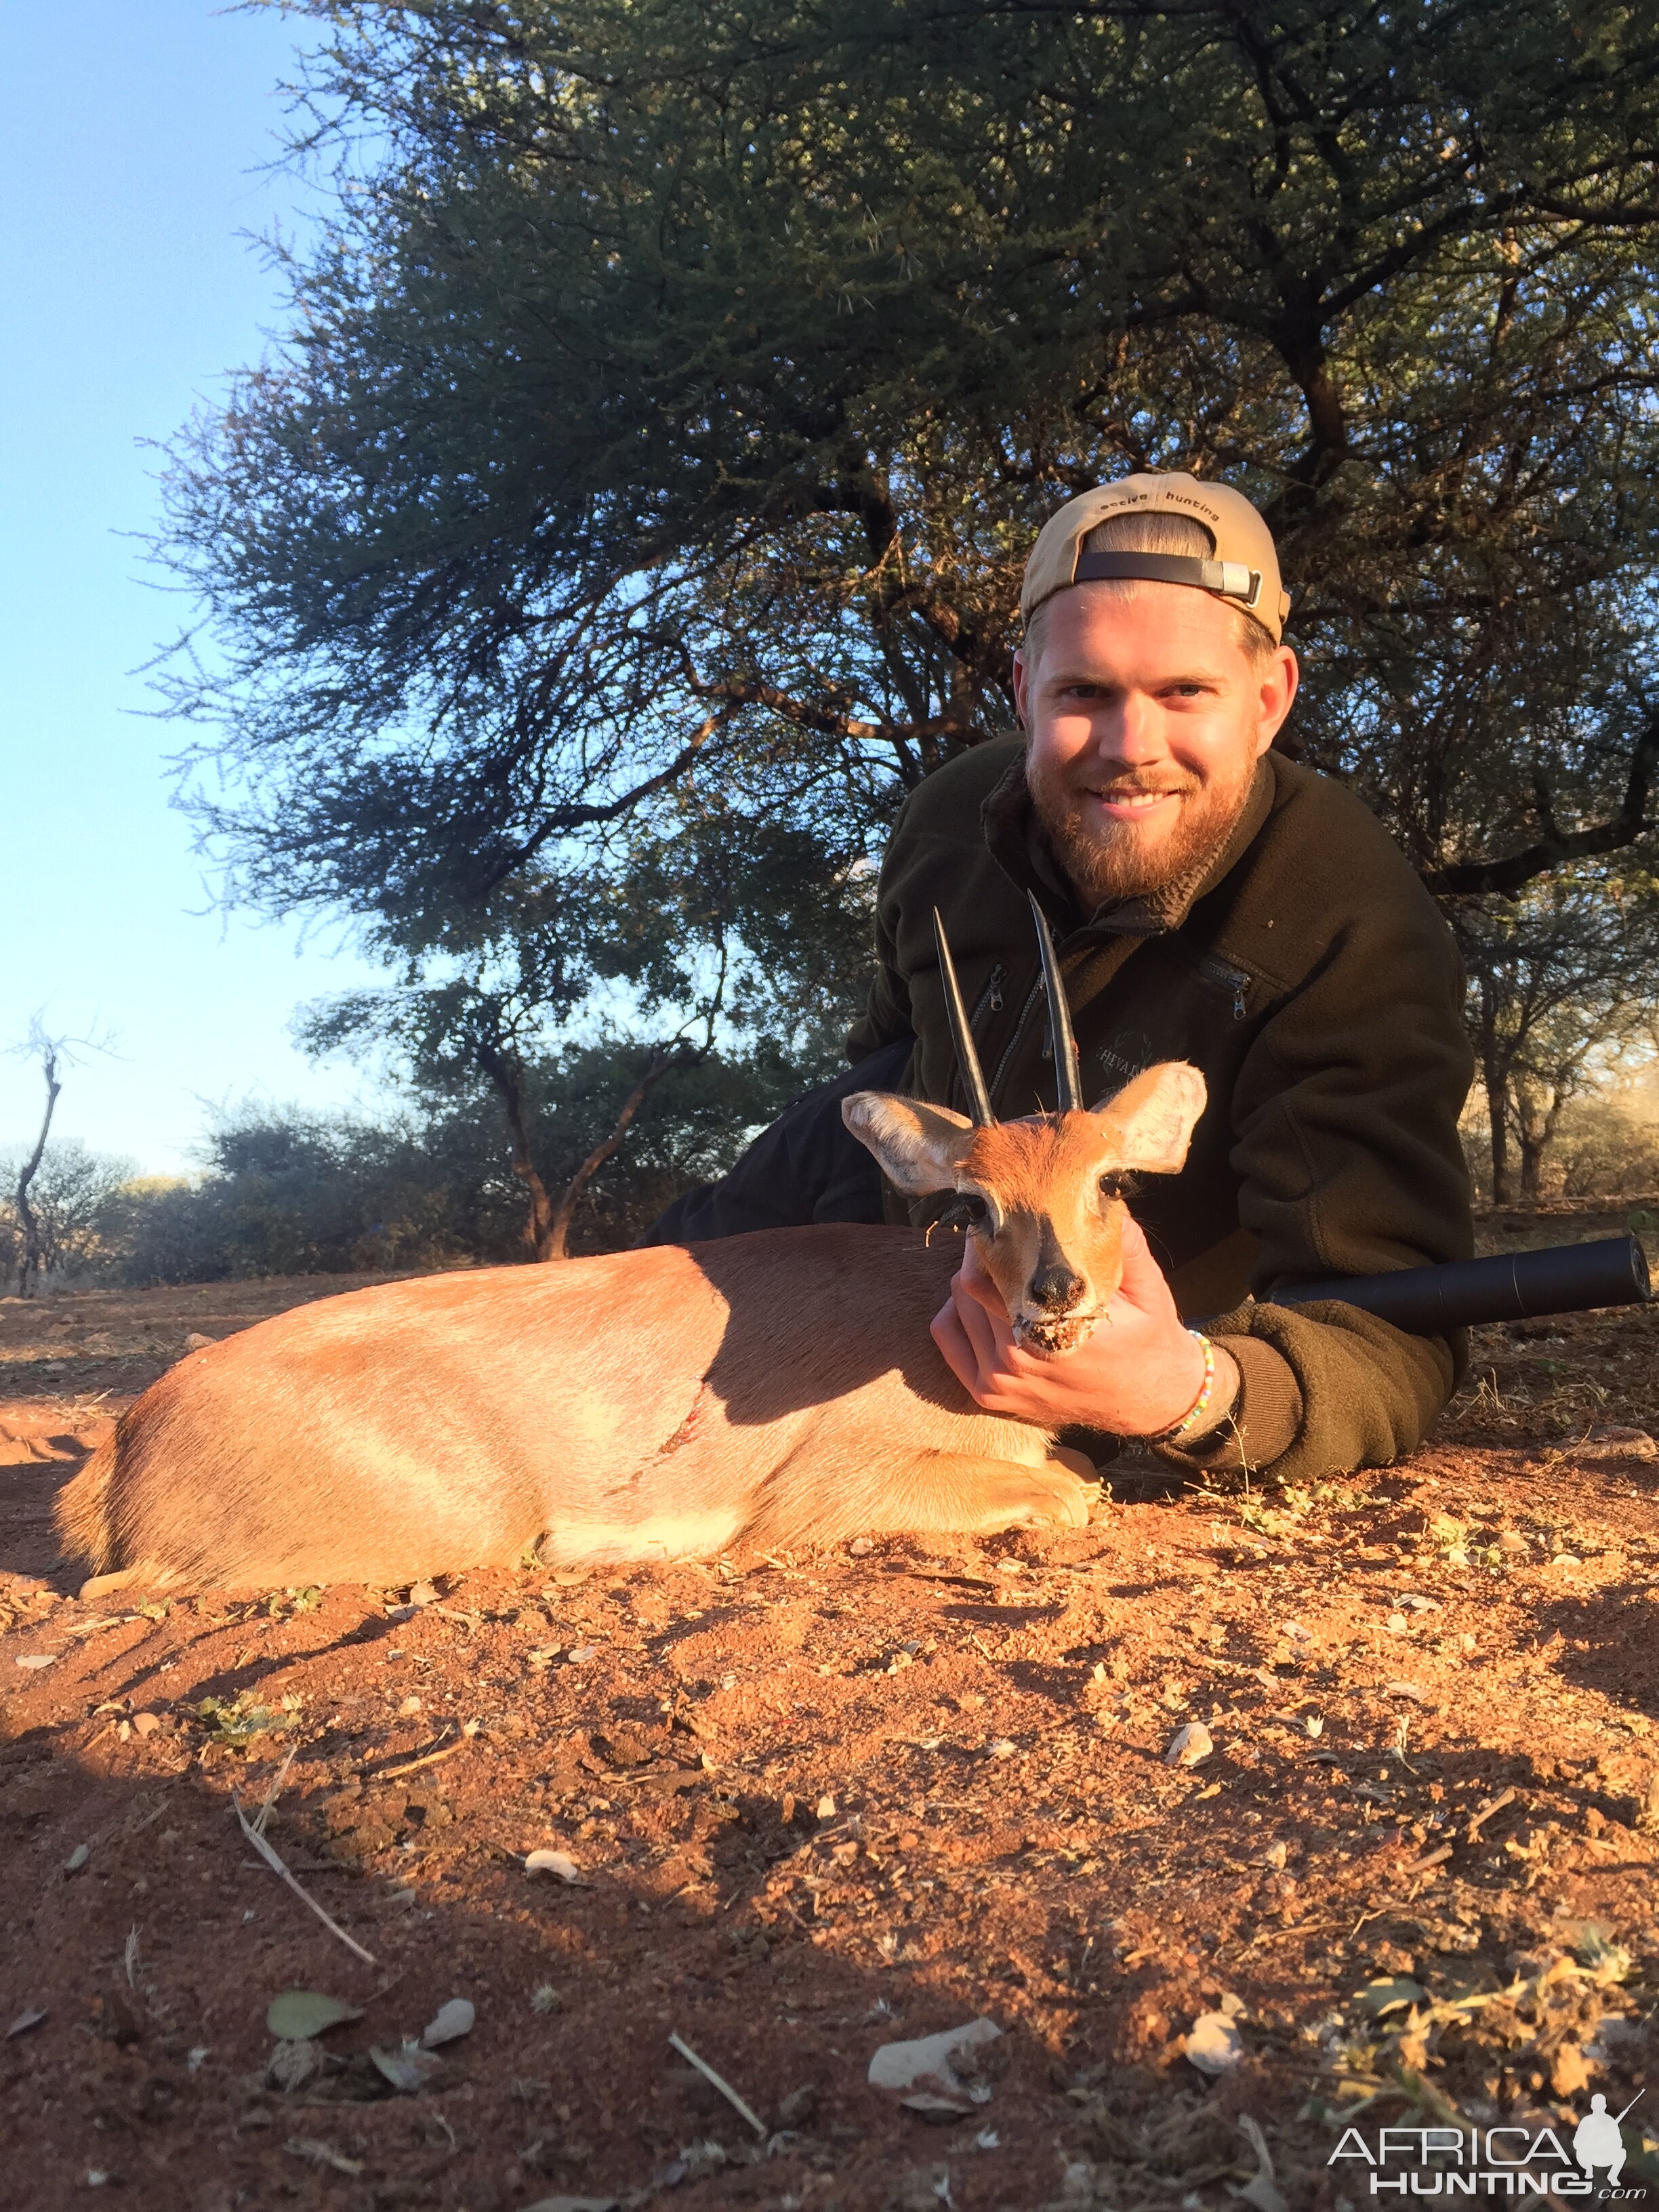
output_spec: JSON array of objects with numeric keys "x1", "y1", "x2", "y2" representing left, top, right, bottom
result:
[{"x1": 1263, "y1": 1234, "x2": 1650, "y2": 1335}]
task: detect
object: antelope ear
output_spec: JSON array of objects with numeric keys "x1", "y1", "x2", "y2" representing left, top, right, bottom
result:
[
  {"x1": 842, "y1": 1092, "x2": 977, "y2": 1196},
  {"x1": 1094, "y1": 1061, "x2": 1207, "y2": 1174}
]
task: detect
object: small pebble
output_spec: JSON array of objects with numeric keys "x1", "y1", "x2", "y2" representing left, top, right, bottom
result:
[{"x1": 1164, "y1": 1722, "x2": 1214, "y2": 1767}]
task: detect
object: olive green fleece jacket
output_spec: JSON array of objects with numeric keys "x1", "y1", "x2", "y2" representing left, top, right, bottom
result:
[{"x1": 845, "y1": 740, "x2": 1476, "y2": 1481}]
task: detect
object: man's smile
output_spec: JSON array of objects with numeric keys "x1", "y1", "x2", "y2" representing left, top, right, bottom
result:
[{"x1": 1082, "y1": 785, "x2": 1188, "y2": 822}]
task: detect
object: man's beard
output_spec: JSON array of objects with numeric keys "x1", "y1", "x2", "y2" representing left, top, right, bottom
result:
[{"x1": 1026, "y1": 750, "x2": 1257, "y2": 909}]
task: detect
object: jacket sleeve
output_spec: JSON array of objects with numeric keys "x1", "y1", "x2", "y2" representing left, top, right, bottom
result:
[
  {"x1": 845, "y1": 807, "x2": 917, "y2": 1066},
  {"x1": 846, "y1": 945, "x2": 912, "y2": 1066},
  {"x1": 1165, "y1": 888, "x2": 1474, "y2": 1480}
]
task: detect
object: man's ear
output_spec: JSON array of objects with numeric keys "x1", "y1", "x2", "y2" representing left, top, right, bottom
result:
[
  {"x1": 1093, "y1": 1061, "x2": 1207, "y2": 1174},
  {"x1": 842, "y1": 1092, "x2": 977, "y2": 1195}
]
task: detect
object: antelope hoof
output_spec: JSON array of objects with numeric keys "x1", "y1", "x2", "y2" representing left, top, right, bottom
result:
[
  {"x1": 76, "y1": 1564, "x2": 180, "y2": 1603},
  {"x1": 989, "y1": 1465, "x2": 1098, "y2": 1532}
]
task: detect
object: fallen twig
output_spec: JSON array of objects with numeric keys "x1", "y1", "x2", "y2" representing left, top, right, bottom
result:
[
  {"x1": 232, "y1": 1794, "x2": 376, "y2": 1966},
  {"x1": 668, "y1": 2030, "x2": 767, "y2": 2137},
  {"x1": 377, "y1": 1734, "x2": 468, "y2": 1782},
  {"x1": 1466, "y1": 1785, "x2": 1517, "y2": 1841},
  {"x1": 1400, "y1": 1843, "x2": 1454, "y2": 1877}
]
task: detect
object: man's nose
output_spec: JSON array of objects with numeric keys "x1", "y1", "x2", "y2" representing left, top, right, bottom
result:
[{"x1": 1092, "y1": 690, "x2": 1165, "y2": 766}]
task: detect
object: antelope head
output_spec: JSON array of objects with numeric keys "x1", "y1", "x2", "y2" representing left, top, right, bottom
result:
[{"x1": 843, "y1": 899, "x2": 1206, "y2": 1356}]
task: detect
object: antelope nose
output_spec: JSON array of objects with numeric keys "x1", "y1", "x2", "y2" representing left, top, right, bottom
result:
[{"x1": 1031, "y1": 1264, "x2": 1086, "y2": 1313}]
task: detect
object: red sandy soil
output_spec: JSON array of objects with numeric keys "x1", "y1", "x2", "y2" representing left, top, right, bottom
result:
[{"x1": 3, "y1": 1273, "x2": 1659, "y2": 2211}]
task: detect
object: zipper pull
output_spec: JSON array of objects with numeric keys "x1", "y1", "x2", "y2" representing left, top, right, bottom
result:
[{"x1": 1232, "y1": 977, "x2": 1248, "y2": 1022}]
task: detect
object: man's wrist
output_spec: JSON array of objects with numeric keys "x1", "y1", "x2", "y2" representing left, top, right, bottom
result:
[
  {"x1": 1141, "y1": 1330, "x2": 1236, "y2": 1443},
  {"x1": 1174, "y1": 1343, "x2": 1240, "y2": 1442}
]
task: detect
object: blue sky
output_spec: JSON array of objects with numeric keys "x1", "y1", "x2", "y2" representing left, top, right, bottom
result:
[{"x1": 0, "y1": 1, "x2": 395, "y2": 1174}]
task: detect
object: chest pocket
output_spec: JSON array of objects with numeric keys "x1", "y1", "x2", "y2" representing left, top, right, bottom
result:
[{"x1": 1194, "y1": 953, "x2": 1252, "y2": 1023}]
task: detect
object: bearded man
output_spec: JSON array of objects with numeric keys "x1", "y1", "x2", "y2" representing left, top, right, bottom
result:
[{"x1": 646, "y1": 474, "x2": 1474, "y2": 1479}]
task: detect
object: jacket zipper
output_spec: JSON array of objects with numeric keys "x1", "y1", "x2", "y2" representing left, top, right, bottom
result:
[
  {"x1": 969, "y1": 962, "x2": 1006, "y2": 1029},
  {"x1": 989, "y1": 975, "x2": 1046, "y2": 1100},
  {"x1": 1197, "y1": 954, "x2": 1252, "y2": 1022},
  {"x1": 945, "y1": 962, "x2": 1010, "y2": 1116}
]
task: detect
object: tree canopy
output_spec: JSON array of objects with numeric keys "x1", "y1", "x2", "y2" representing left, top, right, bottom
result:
[{"x1": 156, "y1": 0, "x2": 1659, "y2": 1228}]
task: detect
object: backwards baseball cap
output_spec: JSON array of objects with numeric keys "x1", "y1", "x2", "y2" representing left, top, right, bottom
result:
[{"x1": 1020, "y1": 472, "x2": 1291, "y2": 645}]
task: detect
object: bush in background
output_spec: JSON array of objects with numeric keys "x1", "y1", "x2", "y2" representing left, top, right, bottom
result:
[{"x1": 0, "y1": 1036, "x2": 827, "y2": 1286}]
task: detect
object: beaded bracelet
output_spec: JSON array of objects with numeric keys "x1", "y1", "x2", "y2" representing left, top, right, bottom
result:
[{"x1": 1144, "y1": 1330, "x2": 1218, "y2": 1444}]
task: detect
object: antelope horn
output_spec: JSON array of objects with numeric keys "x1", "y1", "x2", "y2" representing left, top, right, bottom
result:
[
  {"x1": 933, "y1": 907, "x2": 996, "y2": 1126},
  {"x1": 1029, "y1": 892, "x2": 1084, "y2": 1114}
]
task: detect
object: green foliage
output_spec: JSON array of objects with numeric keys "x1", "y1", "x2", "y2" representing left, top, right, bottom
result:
[
  {"x1": 148, "y1": 1, "x2": 1659, "y2": 1221},
  {"x1": 163, "y1": 0, "x2": 1659, "y2": 922},
  {"x1": 1454, "y1": 874, "x2": 1659, "y2": 1201},
  {"x1": 101, "y1": 1109, "x2": 491, "y2": 1282},
  {"x1": 194, "y1": 1689, "x2": 302, "y2": 1751},
  {"x1": 0, "y1": 1140, "x2": 137, "y2": 1284},
  {"x1": 88, "y1": 1034, "x2": 825, "y2": 1282}
]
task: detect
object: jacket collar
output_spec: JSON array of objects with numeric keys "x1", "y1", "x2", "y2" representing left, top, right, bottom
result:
[{"x1": 981, "y1": 748, "x2": 1276, "y2": 939}]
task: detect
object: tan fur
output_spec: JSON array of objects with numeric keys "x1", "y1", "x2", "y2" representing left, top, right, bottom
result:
[{"x1": 54, "y1": 1067, "x2": 1204, "y2": 1594}]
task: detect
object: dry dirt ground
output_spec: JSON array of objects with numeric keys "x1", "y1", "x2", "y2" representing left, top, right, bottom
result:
[{"x1": 3, "y1": 1263, "x2": 1659, "y2": 2211}]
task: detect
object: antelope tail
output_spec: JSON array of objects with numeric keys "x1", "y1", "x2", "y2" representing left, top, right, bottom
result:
[{"x1": 55, "y1": 1436, "x2": 118, "y2": 1574}]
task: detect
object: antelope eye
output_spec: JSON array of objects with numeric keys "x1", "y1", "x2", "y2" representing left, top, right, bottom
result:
[{"x1": 1098, "y1": 1172, "x2": 1131, "y2": 1201}]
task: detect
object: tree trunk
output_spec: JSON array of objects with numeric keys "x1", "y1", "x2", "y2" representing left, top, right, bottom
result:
[
  {"x1": 546, "y1": 1049, "x2": 682, "y2": 1261},
  {"x1": 474, "y1": 1041, "x2": 558, "y2": 1261},
  {"x1": 1475, "y1": 979, "x2": 1514, "y2": 1206},
  {"x1": 14, "y1": 1047, "x2": 62, "y2": 1296},
  {"x1": 1517, "y1": 1081, "x2": 1568, "y2": 1205}
]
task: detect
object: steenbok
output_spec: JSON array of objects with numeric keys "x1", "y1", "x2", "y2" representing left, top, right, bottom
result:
[{"x1": 59, "y1": 903, "x2": 1204, "y2": 1593}]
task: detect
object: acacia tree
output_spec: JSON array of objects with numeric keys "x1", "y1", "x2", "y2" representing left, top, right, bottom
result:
[
  {"x1": 157, "y1": 0, "x2": 1659, "y2": 1212},
  {"x1": 300, "y1": 805, "x2": 872, "y2": 1250}
]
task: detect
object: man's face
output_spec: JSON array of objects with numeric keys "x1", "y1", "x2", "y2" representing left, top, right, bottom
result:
[{"x1": 1012, "y1": 583, "x2": 1298, "y2": 908}]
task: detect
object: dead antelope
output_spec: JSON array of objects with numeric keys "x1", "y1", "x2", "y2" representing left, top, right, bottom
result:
[{"x1": 58, "y1": 902, "x2": 1205, "y2": 1593}]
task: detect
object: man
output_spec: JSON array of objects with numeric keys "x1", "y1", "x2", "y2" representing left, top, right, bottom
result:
[{"x1": 647, "y1": 474, "x2": 1474, "y2": 1480}]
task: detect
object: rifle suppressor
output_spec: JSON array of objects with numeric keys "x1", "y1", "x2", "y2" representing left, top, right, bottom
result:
[{"x1": 1265, "y1": 1234, "x2": 1651, "y2": 1334}]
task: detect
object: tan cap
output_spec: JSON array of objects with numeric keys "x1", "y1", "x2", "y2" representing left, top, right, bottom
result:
[{"x1": 1020, "y1": 472, "x2": 1291, "y2": 644}]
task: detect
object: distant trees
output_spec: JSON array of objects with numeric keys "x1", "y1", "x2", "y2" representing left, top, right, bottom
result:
[
  {"x1": 6, "y1": 1019, "x2": 116, "y2": 1293},
  {"x1": 1454, "y1": 878, "x2": 1659, "y2": 1203},
  {"x1": 0, "y1": 1139, "x2": 136, "y2": 1287},
  {"x1": 0, "y1": 1042, "x2": 814, "y2": 1288},
  {"x1": 148, "y1": 0, "x2": 1659, "y2": 1231}
]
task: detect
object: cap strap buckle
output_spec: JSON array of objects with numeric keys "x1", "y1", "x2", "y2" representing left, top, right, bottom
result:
[{"x1": 1073, "y1": 549, "x2": 1263, "y2": 611}]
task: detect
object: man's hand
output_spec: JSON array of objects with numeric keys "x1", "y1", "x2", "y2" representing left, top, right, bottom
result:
[{"x1": 930, "y1": 1213, "x2": 1226, "y2": 1437}]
